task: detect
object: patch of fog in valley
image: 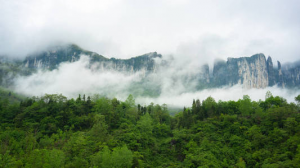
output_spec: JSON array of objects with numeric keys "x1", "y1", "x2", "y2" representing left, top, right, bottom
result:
[
  {"x1": 136, "y1": 85, "x2": 299, "y2": 107},
  {"x1": 12, "y1": 55, "x2": 300, "y2": 108},
  {"x1": 13, "y1": 56, "x2": 142, "y2": 99}
]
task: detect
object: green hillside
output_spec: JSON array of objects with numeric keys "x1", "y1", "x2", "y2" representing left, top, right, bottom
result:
[
  {"x1": 1, "y1": 92, "x2": 300, "y2": 167},
  {"x1": 0, "y1": 87, "x2": 25, "y2": 104}
]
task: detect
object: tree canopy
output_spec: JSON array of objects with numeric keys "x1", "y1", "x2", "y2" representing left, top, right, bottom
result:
[{"x1": 0, "y1": 92, "x2": 300, "y2": 167}]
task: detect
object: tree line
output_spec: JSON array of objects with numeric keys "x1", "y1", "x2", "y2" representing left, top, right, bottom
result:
[{"x1": 0, "y1": 92, "x2": 300, "y2": 167}]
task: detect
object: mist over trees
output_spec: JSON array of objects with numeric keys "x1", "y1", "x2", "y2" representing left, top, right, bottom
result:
[
  {"x1": 0, "y1": 92, "x2": 300, "y2": 167},
  {"x1": 1, "y1": 1, "x2": 300, "y2": 167}
]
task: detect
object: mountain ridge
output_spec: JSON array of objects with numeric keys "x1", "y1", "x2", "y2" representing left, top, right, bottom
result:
[{"x1": 0, "y1": 44, "x2": 299, "y2": 93}]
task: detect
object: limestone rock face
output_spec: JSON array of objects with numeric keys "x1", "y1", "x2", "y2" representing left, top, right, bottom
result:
[
  {"x1": 235, "y1": 54, "x2": 269, "y2": 89},
  {"x1": 281, "y1": 62, "x2": 300, "y2": 87},
  {"x1": 23, "y1": 44, "x2": 162, "y2": 75},
  {"x1": 23, "y1": 44, "x2": 90, "y2": 69},
  {"x1": 212, "y1": 60, "x2": 227, "y2": 86},
  {"x1": 14, "y1": 44, "x2": 300, "y2": 89},
  {"x1": 213, "y1": 54, "x2": 300, "y2": 89},
  {"x1": 214, "y1": 54, "x2": 269, "y2": 89},
  {"x1": 201, "y1": 64, "x2": 210, "y2": 83},
  {"x1": 277, "y1": 61, "x2": 285, "y2": 88},
  {"x1": 267, "y1": 56, "x2": 275, "y2": 86},
  {"x1": 103, "y1": 52, "x2": 161, "y2": 74}
]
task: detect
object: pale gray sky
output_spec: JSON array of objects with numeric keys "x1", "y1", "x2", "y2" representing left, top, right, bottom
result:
[{"x1": 1, "y1": 0, "x2": 300, "y2": 63}]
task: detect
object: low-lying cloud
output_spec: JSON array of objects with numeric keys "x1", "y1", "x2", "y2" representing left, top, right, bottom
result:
[
  {"x1": 136, "y1": 85, "x2": 299, "y2": 107},
  {"x1": 12, "y1": 56, "x2": 300, "y2": 108},
  {"x1": 13, "y1": 56, "x2": 142, "y2": 99}
]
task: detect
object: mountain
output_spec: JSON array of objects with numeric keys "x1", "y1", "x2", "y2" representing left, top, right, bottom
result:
[
  {"x1": 23, "y1": 44, "x2": 162, "y2": 74},
  {"x1": 0, "y1": 44, "x2": 300, "y2": 95},
  {"x1": 212, "y1": 54, "x2": 300, "y2": 88},
  {"x1": 280, "y1": 61, "x2": 300, "y2": 87}
]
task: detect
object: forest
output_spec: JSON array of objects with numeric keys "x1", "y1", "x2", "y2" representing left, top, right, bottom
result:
[{"x1": 0, "y1": 92, "x2": 300, "y2": 168}]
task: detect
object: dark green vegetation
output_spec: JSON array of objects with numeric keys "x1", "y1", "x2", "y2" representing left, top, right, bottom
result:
[
  {"x1": 1, "y1": 92, "x2": 300, "y2": 167},
  {"x1": 0, "y1": 87, "x2": 24, "y2": 104}
]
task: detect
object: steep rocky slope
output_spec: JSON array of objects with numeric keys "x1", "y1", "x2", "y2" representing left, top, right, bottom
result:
[
  {"x1": 213, "y1": 54, "x2": 269, "y2": 89},
  {"x1": 1, "y1": 44, "x2": 300, "y2": 90},
  {"x1": 23, "y1": 44, "x2": 162, "y2": 75},
  {"x1": 213, "y1": 53, "x2": 300, "y2": 88}
]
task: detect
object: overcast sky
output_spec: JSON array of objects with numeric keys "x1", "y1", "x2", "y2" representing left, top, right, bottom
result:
[{"x1": 1, "y1": 0, "x2": 300, "y2": 63}]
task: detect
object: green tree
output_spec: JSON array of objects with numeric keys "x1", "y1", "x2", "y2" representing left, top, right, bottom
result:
[
  {"x1": 88, "y1": 114, "x2": 108, "y2": 142},
  {"x1": 137, "y1": 113, "x2": 153, "y2": 147},
  {"x1": 295, "y1": 95, "x2": 300, "y2": 104},
  {"x1": 125, "y1": 94, "x2": 135, "y2": 108},
  {"x1": 235, "y1": 157, "x2": 246, "y2": 168},
  {"x1": 265, "y1": 91, "x2": 273, "y2": 100},
  {"x1": 239, "y1": 95, "x2": 252, "y2": 116},
  {"x1": 192, "y1": 99, "x2": 197, "y2": 115},
  {"x1": 202, "y1": 96, "x2": 217, "y2": 118},
  {"x1": 91, "y1": 146, "x2": 133, "y2": 168},
  {"x1": 0, "y1": 151, "x2": 17, "y2": 168},
  {"x1": 25, "y1": 149, "x2": 65, "y2": 168}
]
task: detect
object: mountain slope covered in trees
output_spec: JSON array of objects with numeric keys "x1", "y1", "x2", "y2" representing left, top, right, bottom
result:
[{"x1": 1, "y1": 92, "x2": 300, "y2": 167}]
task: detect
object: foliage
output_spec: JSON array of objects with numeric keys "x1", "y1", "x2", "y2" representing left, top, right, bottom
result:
[{"x1": 0, "y1": 92, "x2": 300, "y2": 167}]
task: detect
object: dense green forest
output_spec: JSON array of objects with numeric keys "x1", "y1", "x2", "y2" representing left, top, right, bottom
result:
[{"x1": 0, "y1": 92, "x2": 300, "y2": 167}]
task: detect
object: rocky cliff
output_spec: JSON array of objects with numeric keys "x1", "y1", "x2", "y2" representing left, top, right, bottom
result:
[
  {"x1": 1, "y1": 44, "x2": 300, "y2": 90},
  {"x1": 267, "y1": 56, "x2": 275, "y2": 86},
  {"x1": 23, "y1": 44, "x2": 105, "y2": 69},
  {"x1": 281, "y1": 62, "x2": 300, "y2": 87},
  {"x1": 23, "y1": 44, "x2": 162, "y2": 75},
  {"x1": 212, "y1": 53, "x2": 300, "y2": 89},
  {"x1": 218, "y1": 54, "x2": 269, "y2": 89}
]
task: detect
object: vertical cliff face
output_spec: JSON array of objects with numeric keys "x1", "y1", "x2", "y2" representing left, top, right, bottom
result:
[
  {"x1": 23, "y1": 44, "x2": 96, "y2": 69},
  {"x1": 15, "y1": 44, "x2": 300, "y2": 89},
  {"x1": 212, "y1": 54, "x2": 300, "y2": 89},
  {"x1": 281, "y1": 62, "x2": 300, "y2": 88},
  {"x1": 276, "y1": 61, "x2": 285, "y2": 88},
  {"x1": 267, "y1": 56, "x2": 275, "y2": 86},
  {"x1": 23, "y1": 44, "x2": 162, "y2": 74},
  {"x1": 201, "y1": 64, "x2": 210, "y2": 83},
  {"x1": 217, "y1": 54, "x2": 269, "y2": 89},
  {"x1": 106, "y1": 52, "x2": 162, "y2": 73},
  {"x1": 212, "y1": 60, "x2": 227, "y2": 86},
  {"x1": 291, "y1": 67, "x2": 300, "y2": 86},
  {"x1": 239, "y1": 54, "x2": 269, "y2": 88}
]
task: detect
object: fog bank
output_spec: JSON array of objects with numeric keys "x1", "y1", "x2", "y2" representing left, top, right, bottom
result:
[
  {"x1": 13, "y1": 56, "x2": 142, "y2": 99},
  {"x1": 12, "y1": 56, "x2": 299, "y2": 107},
  {"x1": 136, "y1": 85, "x2": 299, "y2": 107}
]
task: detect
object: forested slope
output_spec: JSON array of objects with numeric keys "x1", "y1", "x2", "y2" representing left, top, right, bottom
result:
[{"x1": 0, "y1": 93, "x2": 300, "y2": 167}]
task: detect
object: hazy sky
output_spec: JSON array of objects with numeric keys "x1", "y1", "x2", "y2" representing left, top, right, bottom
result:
[{"x1": 1, "y1": 0, "x2": 300, "y2": 63}]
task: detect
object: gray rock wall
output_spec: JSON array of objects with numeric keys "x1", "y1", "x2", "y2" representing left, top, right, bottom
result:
[
  {"x1": 20, "y1": 44, "x2": 300, "y2": 89},
  {"x1": 214, "y1": 54, "x2": 269, "y2": 88}
]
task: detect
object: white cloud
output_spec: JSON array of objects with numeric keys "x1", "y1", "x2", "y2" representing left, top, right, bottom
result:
[
  {"x1": 136, "y1": 85, "x2": 300, "y2": 107},
  {"x1": 12, "y1": 55, "x2": 300, "y2": 108},
  {"x1": 0, "y1": 0, "x2": 299, "y2": 63},
  {"x1": 2, "y1": 0, "x2": 300, "y2": 108},
  {"x1": 13, "y1": 55, "x2": 142, "y2": 99}
]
